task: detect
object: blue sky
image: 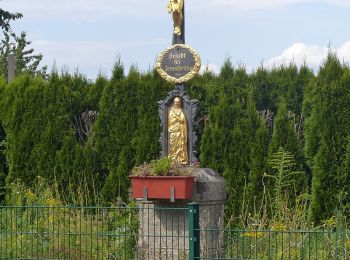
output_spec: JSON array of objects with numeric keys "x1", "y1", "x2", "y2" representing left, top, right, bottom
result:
[{"x1": 2, "y1": 0, "x2": 350, "y2": 79}]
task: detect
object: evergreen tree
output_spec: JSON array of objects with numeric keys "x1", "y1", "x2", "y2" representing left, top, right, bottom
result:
[
  {"x1": 269, "y1": 98, "x2": 308, "y2": 200},
  {"x1": 340, "y1": 136, "x2": 350, "y2": 216},
  {"x1": 245, "y1": 95, "x2": 269, "y2": 216},
  {"x1": 253, "y1": 65, "x2": 275, "y2": 112},
  {"x1": 132, "y1": 69, "x2": 171, "y2": 165},
  {"x1": 95, "y1": 63, "x2": 139, "y2": 203},
  {"x1": 267, "y1": 147, "x2": 304, "y2": 222},
  {"x1": 253, "y1": 63, "x2": 313, "y2": 118},
  {"x1": 269, "y1": 98, "x2": 301, "y2": 158},
  {"x1": 200, "y1": 62, "x2": 270, "y2": 222},
  {"x1": 0, "y1": 71, "x2": 101, "y2": 204},
  {"x1": 304, "y1": 54, "x2": 350, "y2": 223}
]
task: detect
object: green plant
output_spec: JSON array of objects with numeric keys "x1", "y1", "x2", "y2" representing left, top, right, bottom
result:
[
  {"x1": 265, "y1": 147, "x2": 304, "y2": 222},
  {"x1": 130, "y1": 157, "x2": 195, "y2": 177},
  {"x1": 151, "y1": 157, "x2": 172, "y2": 176}
]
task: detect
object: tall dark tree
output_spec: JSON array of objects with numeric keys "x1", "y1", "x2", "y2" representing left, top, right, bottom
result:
[
  {"x1": 200, "y1": 62, "x2": 270, "y2": 222},
  {"x1": 95, "y1": 63, "x2": 139, "y2": 203},
  {"x1": 268, "y1": 98, "x2": 308, "y2": 204},
  {"x1": 304, "y1": 54, "x2": 350, "y2": 223}
]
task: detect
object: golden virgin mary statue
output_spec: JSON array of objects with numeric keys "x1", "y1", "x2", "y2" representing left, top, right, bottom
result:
[{"x1": 168, "y1": 97, "x2": 188, "y2": 164}]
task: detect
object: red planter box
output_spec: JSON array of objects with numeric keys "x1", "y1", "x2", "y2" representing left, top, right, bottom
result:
[{"x1": 130, "y1": 176, "x2": 195, "y2": 200}]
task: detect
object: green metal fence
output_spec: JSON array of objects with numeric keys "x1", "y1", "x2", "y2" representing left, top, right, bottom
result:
[
  {"x1": 1, "y1": 204, "x2": 350, "y2": 259},
  {"x1": 196, "y1": 228, "x2": 350, "y2": 259},
  {"x1": 0, "y1": 205, "x2": 191, "y2": 259}
]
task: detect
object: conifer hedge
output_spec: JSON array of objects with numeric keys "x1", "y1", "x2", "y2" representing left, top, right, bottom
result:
[{"x1": 0, "y1": 55, "x2": 349, "y2": 225}]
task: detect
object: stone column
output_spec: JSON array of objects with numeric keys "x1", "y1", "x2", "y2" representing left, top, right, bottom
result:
[{"x1": 137, "y1": 168, "x2": 226, "y2": 259}]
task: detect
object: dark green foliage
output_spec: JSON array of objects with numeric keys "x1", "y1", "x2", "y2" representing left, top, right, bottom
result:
[
  {"x1": 131, "y1": 69, "x2": 171, "y2": 165},
  {"x1": 304, "y1": 54, "x2": 350, "y2": 223},
  {"x1": 94, "y1": 65, "x2": 139, "y2": 202},
  {"x1": 96, "y1": 65, "x2": 170, "y2": 203},
  {"x1": 340, "y1": 137, "x2": 350, "y2": 216},
  {"x1": 0, "y1": 123, "x2": 6, "y2": 201},
  {"x1": 268, "y1": 98, "x2": 308, "y2": 206},
  {"x1": 200, "y1": 62, "x2": 269, "y2": 222},
  {"x1": 0, "y1": 52, "x2": 350, "y2": 229},
  {"x1": 0, "y1": 72, "x2": 104, "y2": 204},
  {"x1": 267, "y1": 147, "x2": 305, "y2": 221},
  {"x1": 253, "y1": 64, "x2": 313, "y2": 119}
]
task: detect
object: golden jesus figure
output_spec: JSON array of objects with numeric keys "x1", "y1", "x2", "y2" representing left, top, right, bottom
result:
[{"x1": 168, "y1": 0, "x2": 184, "y2": 36}]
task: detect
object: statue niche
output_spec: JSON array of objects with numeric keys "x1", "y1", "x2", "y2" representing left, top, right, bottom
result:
[{"x1": 158, "y1": 87, "x2": 198, "y2": 165}]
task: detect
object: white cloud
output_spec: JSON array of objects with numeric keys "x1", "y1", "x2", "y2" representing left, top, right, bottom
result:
[
  {"x1": 264, "y1": 42, "x2": 350, "y2": 69},
  {"x1": 338, "y1": 42, "x2": 350, "y2": 62}
]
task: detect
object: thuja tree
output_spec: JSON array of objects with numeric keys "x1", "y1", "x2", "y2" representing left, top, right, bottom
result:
[
  {"x1": 94, "y1": 63, "x2": 139, "y2": 203},
  {"x1": 1, "y1": 75, "x2": 55, "y2": 184},
  {"x1": 200, "y1": 61, "x2": 242, "y2": 173},
  {"x1": 340, "y1": 136, "x2": 350, "y2": 216},
  {"x1": 268, "y1": 98, "x2": 308, "y2": 199},
  {"x1": 200, "y1": 62, "x2": 269, "y2": 223},
  {"x1": 0, "y1": 72, "x2": 103, "y2": 204},
  {"x1": 304, "y1": 54, "x2": 350, "y2": 223},
  {"x1": 0, "y1": 78, "x2": 7, "y2": 200},
  {"x1": 54, "y1": 73, "x2": 106, "y2": 205},
  {"x1": 185, "y1": 70, "x2": 218, "y2": 155},
  {"x1": 253, "y1": 64, "x2": 313, "y2": 122},
  {"x1": 131, "y1": 69, "x2": 171, "y2": 165},
  {"x1": 96, "y1": 65, "x2": 173, "y2": 203},
  {"x1": 242, "y1": 94, "x2": 269, "y2": 218},
  {"x1": 267, "y1": 147, "x2": 304, "y2": 222}
]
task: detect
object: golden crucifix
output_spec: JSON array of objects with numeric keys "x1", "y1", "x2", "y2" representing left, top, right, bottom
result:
[{"x1": 168, "y1": 0, "x2": 184, "y2": 36}]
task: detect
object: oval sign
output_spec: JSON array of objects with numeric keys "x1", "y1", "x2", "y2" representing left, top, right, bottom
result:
[{"x1": 156, "y1": 44, "x2": 201, "y2": 84}]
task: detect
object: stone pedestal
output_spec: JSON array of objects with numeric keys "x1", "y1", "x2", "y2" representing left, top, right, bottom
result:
[{"x1": 137, "y1": 168, "x2": 226, "y2": 259}]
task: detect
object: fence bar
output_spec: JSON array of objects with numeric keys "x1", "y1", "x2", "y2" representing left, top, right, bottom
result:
[{"x1": 188, "y1": 203, "x2": 200, "y2": 259}]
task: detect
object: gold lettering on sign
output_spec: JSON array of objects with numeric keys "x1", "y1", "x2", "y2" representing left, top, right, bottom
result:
[
  {"x1": 169, "y1": 53, "x2": 187, "y2": 60},
  {"x1": 165, "y1": 66, "x2": 192, "y2": 72}
]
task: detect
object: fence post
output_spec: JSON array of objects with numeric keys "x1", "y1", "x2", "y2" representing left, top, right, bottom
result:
[
  {"x1": 7, "y1": 53, "x2": 15, "y2": 83},
  {"x1": 188, "y1": 203, "x2": 200, "y2": 259}
]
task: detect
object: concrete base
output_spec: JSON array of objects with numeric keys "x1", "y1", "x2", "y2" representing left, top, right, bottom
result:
[{"x1": 137, "y1": 168, "x2": 226, "y2": 259}]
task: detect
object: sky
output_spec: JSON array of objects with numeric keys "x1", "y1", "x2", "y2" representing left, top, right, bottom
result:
[{"x1": 2, "y1": 0, "x2": 350, "y2": 79}]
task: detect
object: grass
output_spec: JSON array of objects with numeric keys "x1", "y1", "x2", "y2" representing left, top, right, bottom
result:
[{"x1": 0, "y1": 205, "x2": 139, "y2": 259}]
